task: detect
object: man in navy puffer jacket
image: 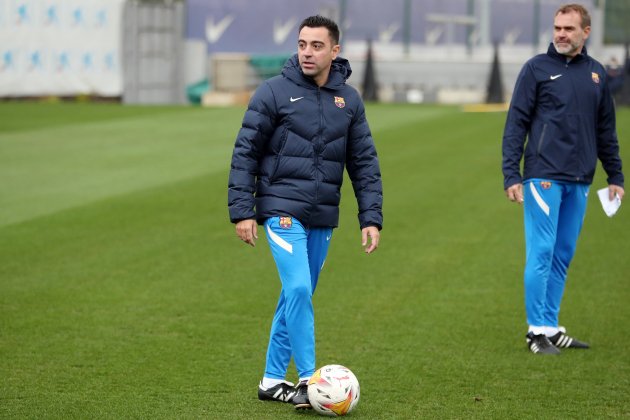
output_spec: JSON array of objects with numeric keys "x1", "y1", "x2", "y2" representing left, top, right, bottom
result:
[
  {"x1": 502, "y1": 4, "x2": 624, "y2": 356},
  {"x1": 228, "y1": 15, "x2": 382, "y2": 409}
]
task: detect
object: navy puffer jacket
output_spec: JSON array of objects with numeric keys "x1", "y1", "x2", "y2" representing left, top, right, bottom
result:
[{"x1": 228, "y1": 54, "x2": 383, "y2": 229}]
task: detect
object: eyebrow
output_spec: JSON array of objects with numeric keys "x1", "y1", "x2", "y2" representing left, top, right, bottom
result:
[{"x1": 299, "y1": 39, "x2": 325, "y2": 44}]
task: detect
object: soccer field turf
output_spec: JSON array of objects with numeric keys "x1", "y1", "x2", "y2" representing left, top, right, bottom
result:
[{"x1": 1, "y1": 102, "x2": 629, "y2": 418}]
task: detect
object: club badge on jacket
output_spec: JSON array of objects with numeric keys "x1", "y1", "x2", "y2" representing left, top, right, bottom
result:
[{"x1": 591, "y1": 72, "x2": 600, "y2": 84}]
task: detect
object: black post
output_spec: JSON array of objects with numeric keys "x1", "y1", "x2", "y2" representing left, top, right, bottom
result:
[
  {"x1": 617, "y1": 43, "x2": 630, "y2": 106},
  {"x1": 362, "y1": 39, "x2": 379, "y2": 102},
  {"x1": 486, "y1": 41, "x2": 504, "y2": 104}
]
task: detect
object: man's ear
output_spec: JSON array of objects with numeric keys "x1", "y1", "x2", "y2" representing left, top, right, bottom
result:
[{"x1": 332, "y1": 44, "x2": 340, "y2": 59}]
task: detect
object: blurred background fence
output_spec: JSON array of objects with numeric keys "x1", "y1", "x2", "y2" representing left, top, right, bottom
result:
[{"x1": 1, "y1": 0, "x2": 629, "y2": 105}]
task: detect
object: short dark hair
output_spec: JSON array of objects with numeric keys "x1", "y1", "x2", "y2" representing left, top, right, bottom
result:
[
  {"x1": 299, "y1": 15, "x2": 340, "y2": 45},
  {"x1": 556, "y1": 4, "x2": 591, "y2": 29}
]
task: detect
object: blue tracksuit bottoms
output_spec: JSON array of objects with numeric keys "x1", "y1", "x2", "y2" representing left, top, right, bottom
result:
[
  {"x1": 523, "y1": 179, "x2": 589, "y2": 328},
  {"x1": 263, "y1": 216, "x2": 332, "y2": 380}
]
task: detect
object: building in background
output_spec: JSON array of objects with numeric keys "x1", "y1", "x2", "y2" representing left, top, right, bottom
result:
[{"x1": 3, "y1": 0, "x2": 629, "y2": 105}]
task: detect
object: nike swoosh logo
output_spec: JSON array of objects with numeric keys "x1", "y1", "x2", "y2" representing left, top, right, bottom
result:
[
  {"x1": 326, "y1": 235, "x2": 331, "y2": 241},
  {"x1": 290, "y1": 96, "x2": 304, "y2": 102},
  {"x1": 550, "y1": 74, "x2": 563, "y2": 80},
  {"x1": 273, "y1": 18, "x2": 297, "y2": 44},
  {"x1": 205, "y1": 15, "x2": 234, "y2": 43}
]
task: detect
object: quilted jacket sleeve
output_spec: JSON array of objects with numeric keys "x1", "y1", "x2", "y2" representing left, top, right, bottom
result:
[
  {"x1": 597, "y1": 74, "x2": 624, "y2": 188},
  {"x1": 502, "y1": 62, "x2": 536, "y2": 190},
  {"x1": 346, "y1": 100, "x2": 383, "y2": 230},
  {"x1": 228, "y1": 82, "x2": 277, "y2": 223}
]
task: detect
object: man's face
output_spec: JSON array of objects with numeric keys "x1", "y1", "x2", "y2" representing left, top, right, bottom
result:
[
  {"x1": 553, "y1": 10, "x2": 590, "y2": 57},
  {"x1": 298, "y1": 26, "x2": 340, "y2": 86}
]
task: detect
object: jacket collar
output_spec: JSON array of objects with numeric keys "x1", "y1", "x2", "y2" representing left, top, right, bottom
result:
[
  {"x1": 547, "y1": 42, "x2": 588, "y2": 63},
  {"x1": 282, "y1": 53, "x2": 352, "y2": 90}
]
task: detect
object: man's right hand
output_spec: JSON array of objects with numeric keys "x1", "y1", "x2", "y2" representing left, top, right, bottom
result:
[
  {"x1": 235, "y1": 219, "x2": 258, "y2": 247},
  {"x1": 505, "y1": 183, "x2": 524, "y2": 204}
]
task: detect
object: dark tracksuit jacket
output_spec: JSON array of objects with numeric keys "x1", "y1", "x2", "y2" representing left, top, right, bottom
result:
[
  {"x1": 502, "y1": 43, "x2": 624, "y2": 190},
  {"x1": 228, "y1": 54, "x2": 383, "y2": 230}
]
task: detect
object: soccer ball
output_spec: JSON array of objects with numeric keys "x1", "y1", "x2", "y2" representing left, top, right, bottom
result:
[{"x1": 307, "y1": 364, "x2": 360, "y2": 416}]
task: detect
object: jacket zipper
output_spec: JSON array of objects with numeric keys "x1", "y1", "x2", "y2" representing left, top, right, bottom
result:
[
  {"x1": 313, "y1": 89, "x2": 323, "y2": 216},
  {"x1": 566, "y1": 62, "x2": 583, "y2": 181}
]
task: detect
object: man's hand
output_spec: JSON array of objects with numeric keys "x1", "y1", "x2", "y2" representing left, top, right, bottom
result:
[
  {"x1": 505, "y1": 183, "x2": 524, "y2": 204},
  {"x1": 362, "y1": 226, "x2": 380, "y2": 254},
  {"x1": 235, "y1": 219, "x2": 258, "y2": 247},
  {"x1": 609, "y1": 184, "x2": 624, "y2": 201}
]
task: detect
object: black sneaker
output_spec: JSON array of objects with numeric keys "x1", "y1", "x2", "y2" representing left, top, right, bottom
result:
[
  {"x1": 258, "y1": 381, "x2": 296, "y2": 403},
  {"x1": 292, "y1": 380, "x2": 312, "y2": 410},
  {"x1": 548, "y1": 328, "x2": 589, "y2": 349},
  {"x1": 526, "y1": 332, "x2": 561, "y2": 355}
]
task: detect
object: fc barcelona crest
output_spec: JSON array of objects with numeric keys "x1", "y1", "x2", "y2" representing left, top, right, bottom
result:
[
  {"x1": 541, "y1": 181, "x2": 552, "y2": 190},
  {"x1": 279, "y1": 217, "x2": 292, "y2": 229},
  {"x1": 592, "y1": 72, "x2": 600, "y2": 84},
  {"x1": 334, "y1": 96, "x2": 345, "y2": 108}
]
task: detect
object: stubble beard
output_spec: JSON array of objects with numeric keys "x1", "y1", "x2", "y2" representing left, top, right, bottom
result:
[{"x1": 553, "y1": 38, "x2": 581, "y2": 57}]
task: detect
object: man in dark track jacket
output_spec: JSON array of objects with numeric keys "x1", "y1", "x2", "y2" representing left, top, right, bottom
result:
[
  {"x1": 502, "y1": 4, "x2": 624, "y2": 355},
  {"x1": 228, "y1": 15, "x2": 382, "y2": 408}
]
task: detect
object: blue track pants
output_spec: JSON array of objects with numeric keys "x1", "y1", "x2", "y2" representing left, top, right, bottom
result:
[
  {"x1": 263, "y1": 217, "x2": 332, "y2": 380},
  {"x1": 523, "y1": 179, "x2": 589, "y2": 329}
]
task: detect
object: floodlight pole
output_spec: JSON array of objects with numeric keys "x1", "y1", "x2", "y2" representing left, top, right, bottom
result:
[
  {"x1": 339, "y1": 0, "x2": 347, "y2": 49},
  {"x1": 589, "y1": 0, "x2": 605, "y2": 59},
  {"x1": 533, "y1": 0, "x2": 540, "y2": 52},
  {"x1": 478, "y1": 0, "x2": 490, "y2": 46},
  {"x1": 467, "y1": 0, "x2": 475, "y2": 54},
  {"x1": 403, "y1": 0, "x2": 411, "y2": 57}
]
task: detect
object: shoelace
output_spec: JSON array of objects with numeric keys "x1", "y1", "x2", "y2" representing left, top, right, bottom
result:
[
  {"x1": 280, "y1": 385, "x2": 297, "y2": 398},
  {"x1": 294, "y1": 382, "x2": 308, "y2": 397}
]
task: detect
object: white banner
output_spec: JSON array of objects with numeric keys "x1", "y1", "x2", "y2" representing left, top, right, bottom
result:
[{"x1": 0, "y1": 0, "x2": 126, "y2": 97}]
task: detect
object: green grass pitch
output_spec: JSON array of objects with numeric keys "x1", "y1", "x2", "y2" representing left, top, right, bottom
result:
[{"x1": 1, "y1": 102, "x2": 629, "y2": 418}]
